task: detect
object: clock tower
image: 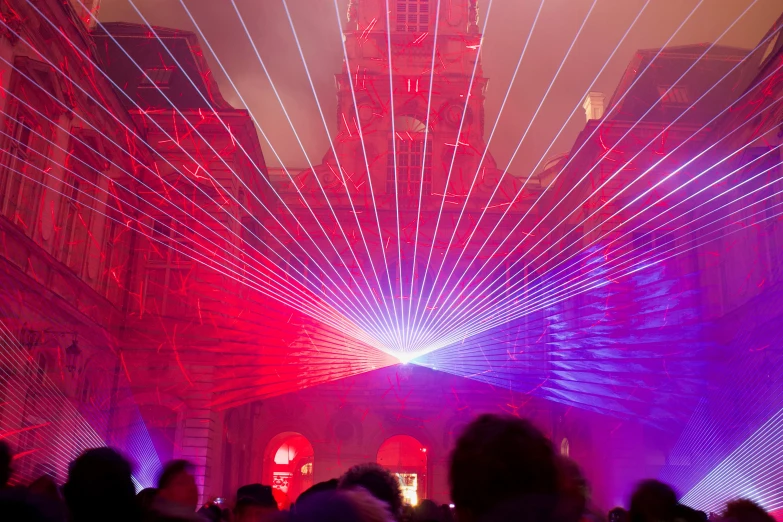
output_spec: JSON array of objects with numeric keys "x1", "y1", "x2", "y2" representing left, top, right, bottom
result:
[{"x1": 295, "y1": 0, "x2": 519, "y2": 212}]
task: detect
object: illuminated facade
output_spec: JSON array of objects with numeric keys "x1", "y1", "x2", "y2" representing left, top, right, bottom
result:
[{"x1": 0, "y1": 0, "x2": 782, "y2": 512}]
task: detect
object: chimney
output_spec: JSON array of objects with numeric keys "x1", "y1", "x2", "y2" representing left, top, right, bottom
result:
[{"x1": 583, "y1": 92, "x2": 606, "y2": 122}]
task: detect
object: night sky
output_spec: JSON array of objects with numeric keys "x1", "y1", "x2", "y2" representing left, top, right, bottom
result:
[{"x1": 99, "y1": 0, "x2": 783, "y2": 178}]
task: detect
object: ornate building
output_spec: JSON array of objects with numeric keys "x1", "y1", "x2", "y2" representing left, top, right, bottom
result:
[
  {"x1": 1, "y1": 0, "x2": 782, "y2": 512},
  {"x1": 268, "y1": 0, "x2": 550, "y2": 358}
]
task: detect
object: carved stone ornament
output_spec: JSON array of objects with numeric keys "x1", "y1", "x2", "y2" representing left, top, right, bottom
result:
[
  {"x1": 468, "y1": 0, "x2": 479, "y2": 33},
  {"x1": 347, "y1": 0, "x2": 359, "y2": 30}
]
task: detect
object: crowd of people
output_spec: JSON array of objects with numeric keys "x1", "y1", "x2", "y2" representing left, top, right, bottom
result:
[{"x1": 0, "y1": 414, "x2": 776, "y2": 522}]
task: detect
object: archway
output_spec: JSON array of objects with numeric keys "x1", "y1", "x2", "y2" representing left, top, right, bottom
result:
[
  {"x1": 263, "y1": 432, "x2": 314, "y2": 505},
  {"x1": 376, "y1": 435, "x2": 427, "y2": 506}
]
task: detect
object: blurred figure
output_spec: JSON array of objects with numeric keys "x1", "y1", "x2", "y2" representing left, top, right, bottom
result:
[
  {"x1": 415, "y1": 499, "x2": 442, "y2": 522},
  {"x1": 339, "y1": 463, "x2": 404, "y2": 520},
  {"x1": 723, "y1": 500, "x2": 775, "y2": 522},
  {"x1": 0, "y1": 441, "x2": 11, "y2": 489},
  {"x1": 29, "y1": 473, "x2": 67, "y2": 520},
  {"x1": 291, "y1": 487, "x2": 393, "y2": 522},
  {"x1": 440, "y1": 505, "x2": 455, "y2": 522},
  {"x1": 63, "y1": 447, "x2": 139, "y2": 522},
  {"x1": 138, "y1": 488, "x2": 159, "y2": 516},
  {"x1": 297, "y1": 479, "x2": 338, "y2": 505},
  {"x1": 556, "y1": 457, "x2": 588, "y2": 522},
  {"x1": 343, "y1": 487, "x2": 397, "y2": 522},
  {"x1": 449, "y1": 414, "x2": 559, "y2": 522},
  {"x1": 629, "y1": 480, "x2": 678, "y2": 522},
  {"x1": 29, "y1": 474, "x2": 61, "y2": 501},
  {"x1": 146, "y1": 459, "x2": 202, "y2": 521},
  {"x1": 609, "y1": 507, "x2": 629, "y2": 522},
  {"x1": 234, "y1": 484, "x2": 278, "y2": 522},
  {"x1": 198, "y1": 503, "x2": 223, "y2": 522}
]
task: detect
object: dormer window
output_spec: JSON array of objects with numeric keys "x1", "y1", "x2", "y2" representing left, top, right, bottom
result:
[
  {"x1": 657, "y1": 85, "x2": 689, "y2": 105},
  {"x1": 140, "y1": 67, "x2": 175, "y2": 88},
  {"x1": 760, "y1": 29, "x2": 780, "y2": 66},
  {"x1": 396, "y1": 0, "x2": 429, "y2": 33}
]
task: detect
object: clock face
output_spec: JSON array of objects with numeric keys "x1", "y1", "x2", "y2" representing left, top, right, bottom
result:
[
  {"x1": 442, "y1": 102, "x2": 473, "y2": 127},
  {"x1": 357, "y1": 104, "x2": 375, "y2": 125}
]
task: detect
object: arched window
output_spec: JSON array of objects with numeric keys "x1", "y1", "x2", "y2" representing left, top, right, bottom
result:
[
  {"x1": 376, "y1": 435, "x2": 427, "y2": 506},
  {"x1": 264, "y1": 432, "x2": 314, "y2": 506}
]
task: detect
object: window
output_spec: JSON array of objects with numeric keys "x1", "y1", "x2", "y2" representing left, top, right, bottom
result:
[
  {"x1": 0, "y1": 110, "x2": 47, "y2": 230},
  {"x1": 386, "y1": 137, "x2": 433, "y2": 196},
  {"x1": 657, "y1": 86, "x2": 689, "y2": 105},
  {"x1": 264, "y1": 433, "x2": 315, "y2": 503},
  {"x1": 140, "y1": 67, "x2": 175, "y2": 88},
  {"x1": 99, "y1": 197, "x2": 123, "y2": 296},
  {"x1": 396, "y1": 0, "x2": 429, "y2": 33},
  {"x1": 143, "y1": 217, "x2": 193, "y2": 317},
  {"x1": 58, "y1": 166, "x2": 98, "y2": 274}
]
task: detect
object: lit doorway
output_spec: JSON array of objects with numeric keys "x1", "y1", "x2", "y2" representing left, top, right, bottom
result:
[
  {"x1": 263, "y1": 432, "x2": 314, "y2": 505},
  {"x1": 377, "y1": 435, "x2": 427, "y2": 506}
]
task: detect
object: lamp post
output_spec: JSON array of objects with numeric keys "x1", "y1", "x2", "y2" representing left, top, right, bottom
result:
[{"x1": 65, "y1": 338, "x2": 81, "y2": 374}]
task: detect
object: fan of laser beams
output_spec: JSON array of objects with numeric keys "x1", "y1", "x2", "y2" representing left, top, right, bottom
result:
[{"x1": 413, "y1": 254, "x2": 712, "y2": 430}]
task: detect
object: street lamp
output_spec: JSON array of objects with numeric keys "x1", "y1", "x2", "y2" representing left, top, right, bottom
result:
[{"x1": 65, "y1": 338, "x2": 81, "y2": 374}]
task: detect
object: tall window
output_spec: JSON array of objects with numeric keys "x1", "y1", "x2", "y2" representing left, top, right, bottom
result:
[
  {"x1": 0, "y1": 110, "x2": 47, "y2": 231},
  {"x1": 396, "y1": 0, "x2": 430, "y2": 33},
  {"x1": 143, "y1": 217, "x2": 193, "y2": 317},
  {"x1": 0, "y1": 60, "x2": 59, "y2": 235},
  {"x1": 58, "y1": 162, "x2": 98, "y2": 274},
  {"x1": 387, "y1": 137, "x2": 433, "y2": 197}
]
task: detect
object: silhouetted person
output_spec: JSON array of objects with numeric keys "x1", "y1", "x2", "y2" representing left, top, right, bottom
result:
[
  {"x1": 339, "y1": 463, "x2": 404, "y2": 520},
  {"x1": 609, "y1": 507, "x2": 629, "y2": 522},
  {"x1": 138, "y1": 488, "x2": 159, "y2": 516},
  {"x1": 147, "y1": 460, "x2": 202, "y2": 521},
  {"x1": 63, "y1": 447, "x2": 139, "y2": 522},
  {"x1": 449, "y1": 414, "x2": 559, "y2": 522},
  {"x1": 29, "y1": 474, "x2": 68, "y2": 521},
  {"x1": 415, "y1": 499, "x2": 442, "y2": 522},
  {"x1": 0, "y1": 440, "x2": 11, "y2": 488},
  {"x1": 629, "y1": 480, "x2": 679, "y2": 522},
  {"x1": 723, "y1": 500, "x2": 775, "y2": 522},
  {"x1": 291, "y1": 488, "x2": 393, "y2": 522},
  {"x1": 297, "y1": 479, "x2": 339, "y2": 505},
  {"x1": 556, "y1": 456, "x2": 588, "y2": 522},
  {"x1": 198, "y1": 503, "x2": 223, "y2": 522},
  {"x1": 234, "y1": 484, "x2": 278, "y2": 522}
]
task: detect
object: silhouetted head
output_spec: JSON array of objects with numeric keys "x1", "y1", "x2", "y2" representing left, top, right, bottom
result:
[
  {"x1": 136, "y1": 487, "x2": 158, "y2": 514},
  {"x1": 0, "y1": 440, "x2": 11, "y2": 488},
  {"x1": 339, "y1": 463, "x2": 403, "y2": 519},
  {"x1": 723, "y1": 500, "x2": 775, "y2": 522},
  {"x1": 629, "y1": 480, "x2": 678, "y2": 522},
  {"x1": 609, "y1": 507, "x2": 629, "y2": 522},
  {"x1": 29, "y1": 474, "x2": 61, "y2": 502},
  {"x1": 298, "y1": 479, "x2": 339, "y2": 505},
  {"x1": 63, "y1": 447, "x2": 138, "y2": 522},
  {"x1": 449, "y1": 414, "x2": 559, "y2": 522},
  {"x1": 415, "y1": 499, "x2": 442, "y2": 522},
  {"x1": 199, "y1": 503, "x2": 223, "y2": 522},
  {"x1": 556, "y1": 456, "x2": 588, "y2": 522},
  {"x1": 292, "y1": 488, "x2": 393, "y2": 522},
  {"x1": 157, "y1": 459, "x2": 199, "y2": 512},
  {"x1": 235, "y1": 483, "x2": 278, "y2": 522}
]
